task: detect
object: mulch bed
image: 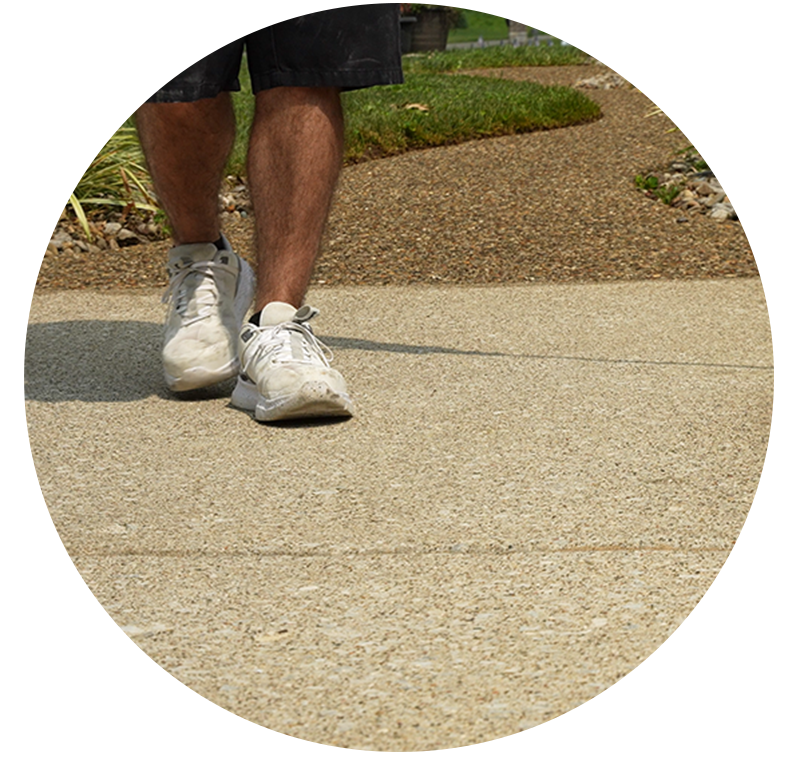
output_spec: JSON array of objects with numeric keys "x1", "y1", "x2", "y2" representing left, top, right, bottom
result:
[{"x1": 35, "y1": 64, "x2": 758, "y2": 292}]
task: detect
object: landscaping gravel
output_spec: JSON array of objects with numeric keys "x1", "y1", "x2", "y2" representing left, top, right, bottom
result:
[{"x1": 36, "y1": 64, "x2": 757, "y2": 291}]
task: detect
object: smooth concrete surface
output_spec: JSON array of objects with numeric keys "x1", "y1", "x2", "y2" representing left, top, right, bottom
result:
[{"x1": 25, "y1": 279, "x2": 773, "y2": 751}]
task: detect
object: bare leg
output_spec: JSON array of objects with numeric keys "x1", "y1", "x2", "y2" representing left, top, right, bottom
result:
[
  {"x1": 135, "y1": 93, "x2": 236, "y2": 245},
  {"x1": 247, "y1": 86, "x2": 344, "y2": 310}
]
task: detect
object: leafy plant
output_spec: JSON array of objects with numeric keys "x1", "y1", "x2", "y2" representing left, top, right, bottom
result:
[
  {"x1": 635, "y1": 174, "x2": 659, "y2": 191},
  {"x1": 655, "y1": 184, "x2": 681, "y2": 205},
  {"x1": 635, "y1": 173, "x2": 685, "y2": 205}
]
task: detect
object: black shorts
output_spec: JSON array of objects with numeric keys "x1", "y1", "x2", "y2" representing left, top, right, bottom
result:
[{"x1": 147, "y1": 4, "x2": 404, "y2": 103}]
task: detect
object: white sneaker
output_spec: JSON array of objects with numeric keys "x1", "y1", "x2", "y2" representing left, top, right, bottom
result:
[
  {"x1": 162, "y1": 236, "x2": 255, "y2": 391},
  {"x1": 231, "y1": 301, "x2": 354, "y2": 422}
]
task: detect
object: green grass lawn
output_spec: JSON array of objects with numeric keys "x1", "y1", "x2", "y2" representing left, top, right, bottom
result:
[
  {"x1": 342, "y1": 73, "x2": 599, "y2": 163},
  {"x1": 403, "y1": 44, "x2": 589, "y2": 75},
  {"x1": 447, "y1": 10, "x2": 513, "y2": 44}
]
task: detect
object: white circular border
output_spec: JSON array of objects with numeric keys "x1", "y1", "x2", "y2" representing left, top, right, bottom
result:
[{"x1": 4, "y1": 2, "x2": 797, "y2": 754}]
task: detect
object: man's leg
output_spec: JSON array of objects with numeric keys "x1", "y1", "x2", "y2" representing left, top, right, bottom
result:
[
  {"x1": 229, "y1": 6, "x2": 402, "y2": 421},
  {"x1": 229, "y1": 84, "x2": 353, "y2": 421},
  {"x1": 136, "y1": 93, "x2": 235, "y2": 245},
  {"x1": 137, "y1": 93, "x2": 256, "y2": 392},
  {"x1": 247, "y1": 86, "x2": 344, "y2": 311}
]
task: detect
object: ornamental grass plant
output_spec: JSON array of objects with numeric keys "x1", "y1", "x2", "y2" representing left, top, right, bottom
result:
[{"x1": 69, "y1": 126, "x2": 158, "y2": 239}]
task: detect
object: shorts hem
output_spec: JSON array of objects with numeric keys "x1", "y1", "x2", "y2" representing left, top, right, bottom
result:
[
  {"x1": 146, "y1": 81, "x2": 241, "y2": 104},
  {"x1": 251, "y1": 69, "x2": 404, "y2": 94}
]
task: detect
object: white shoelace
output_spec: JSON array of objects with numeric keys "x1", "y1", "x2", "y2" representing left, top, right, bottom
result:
[
  {"x1": 243, "y1": 318, "x2": 334, "y2": 375},
  {"x1": 162, "y1": 259, "x2": 229, "y2": 325}
]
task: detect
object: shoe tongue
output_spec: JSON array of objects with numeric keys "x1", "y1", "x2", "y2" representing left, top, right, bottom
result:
[
  {"x1": 168, "y1": 242, "x2": 219, "y2": 265},
  {"x1": 259, "y1": 301, "x2": 298, "y2": 326}
]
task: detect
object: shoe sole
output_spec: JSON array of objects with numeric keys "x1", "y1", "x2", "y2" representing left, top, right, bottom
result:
[
  {"x1": 231, "y1": 376, "x2": 354, "y2": 422},
  {"x1": 164, "y1": 258, "x2": 256, "y2": 392}
]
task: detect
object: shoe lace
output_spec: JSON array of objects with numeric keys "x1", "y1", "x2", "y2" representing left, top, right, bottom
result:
[
  {"x1": 244, "y1": 309, "x2": 334, "y2": 373},
  {"x1": 162, "y1": 259, "x2": 229, "y2": 325}
]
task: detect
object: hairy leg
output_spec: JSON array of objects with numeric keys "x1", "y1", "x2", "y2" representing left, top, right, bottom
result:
[
  {"x1": 135, "y1": 93, "x2": 236, "y2": 245},
  {"x1": 247, "y1": 86, "x2": 344, "y2": 310}
]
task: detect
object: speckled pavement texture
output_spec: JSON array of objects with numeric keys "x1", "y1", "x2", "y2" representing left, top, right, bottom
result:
[{"x1": 25, "y1": 278, "x2": 772, "y2": 751}]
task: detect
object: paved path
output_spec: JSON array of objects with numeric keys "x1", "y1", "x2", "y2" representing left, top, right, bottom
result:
[{"x1": 25, "y1": 278, "x2": 772, "y2": 750}]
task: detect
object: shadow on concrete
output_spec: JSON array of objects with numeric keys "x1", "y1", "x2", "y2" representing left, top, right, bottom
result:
[
  {"x1": 24, "y1": 320, "x2": 523, "y2": 404},
  {"x1": 23, "y1": 320, "x2": 513, "y2": 404},
  {"x1": 325, "y1": 335, "x2": 773, "y2": 371},
  {"x1": 24, "y1": 320, "x2": 772, "y2": 405},
  {"x1": 25, "y1": 320, "x2": 170, "y2": 403},
  {"x1": 325, "y1": 335, "x2": 507, "y2": 357}
]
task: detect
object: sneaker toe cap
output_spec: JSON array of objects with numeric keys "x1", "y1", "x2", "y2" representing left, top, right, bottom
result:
[
  {"x1": 258, "y1": 364, "x2": 348, "y2": 399},
  {"x1": 163, "y1": 333, "x2": 236, "y2": 377}
]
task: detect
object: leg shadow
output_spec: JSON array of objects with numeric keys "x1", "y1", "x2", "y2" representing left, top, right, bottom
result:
[{"x1": 26, "y1": 320, "x2": 172, "y2": 403}]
